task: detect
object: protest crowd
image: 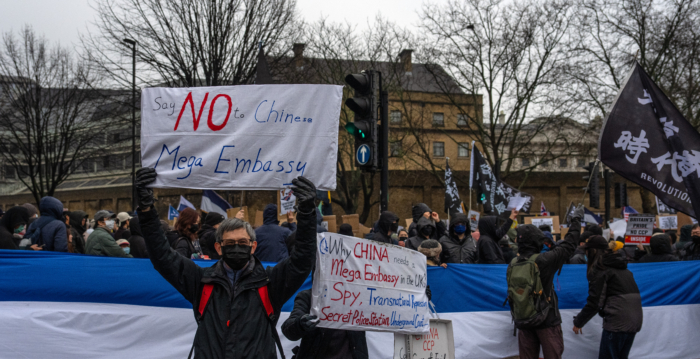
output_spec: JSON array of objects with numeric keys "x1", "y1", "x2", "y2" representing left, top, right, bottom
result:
[{"x1": 1, "y1": 165, "x2": 699, "y2": 359}]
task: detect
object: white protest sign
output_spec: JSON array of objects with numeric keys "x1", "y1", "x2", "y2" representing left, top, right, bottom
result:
[
  {"x1": 141, "y1": 85, "x2": 342, "y2": 190},
  {"x1": 658, "y1": 215, "x2": 678, "y2": 230},
  {"x1": 624, "y1": 214, "x2": 655, "y2": 245},
  {"x1": 506, "y1": 197, "x2": 527, "y2": 211},
  {"x1": 394, "y1": 319, "x2": 456, "y2": 359},
  {"x1": 468, "y1": 210, "x2": 480, "y2": 232},
  {"x1": 609, "y1": 220, "x2": 627, "y2": 240},
  {"x1": 311, "y1": 233, "x2": 430, "y2": 334},
  {"x1": 279, "y1": 188, "x2": 296, "y2": 215},
  {"x1": 530, "y1": 217, "x2": 554, "y2": 228}
]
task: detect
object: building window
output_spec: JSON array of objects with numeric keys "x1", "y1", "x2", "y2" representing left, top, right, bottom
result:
[
  {"x1": 390, "y1": 141, "x2": 402, "y2": 157},
  {"x1": 577, "y1": 158, "x2": 587, "y2": 167},
  {"x1": 433, "y1": 142, "x2": 445, "y2": 157},
  {"x1": 522, "y1": 158, "x2": 530, "y2": 167},
  {"x1": 457, "y1": 114, "x2": 468, "y2": 127},
  {"x1": 3, "y1": 166, "x2": 15, "y2": 179},
  {"x1": 432, "y1": 113, "x2": 444, "y2": 127},
  {"x1": 559, "y1": 158, "x2": 568, "y2": 168},
  {"x1": 390, "y1": 111, "x2": 402, "y2": 125},
  {"x1": 458, "y1": 143, "x2": 469, "y2": 157}
]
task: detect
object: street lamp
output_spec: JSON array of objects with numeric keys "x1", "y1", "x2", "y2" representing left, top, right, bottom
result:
[{"x1": 123, "y1": 38, "x2": 137, "y2": 211}]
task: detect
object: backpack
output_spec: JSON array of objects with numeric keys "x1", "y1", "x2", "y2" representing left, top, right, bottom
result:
[{"x1": 505, "y1": 254, "x2": 552, "y2": 330}]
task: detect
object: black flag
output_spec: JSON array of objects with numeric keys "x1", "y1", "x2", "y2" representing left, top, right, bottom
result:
[
  {"x1": 444, "y1": 159, "x2": 463, "y2": 217},
  {"x1": 599, "y1": 62, "x2": 700, "y2": 218},
  {"x1": 255, "y1": 42, "x2": 273, "y2": 85},
  {"x1": 469, "y1": 142, "x2": 533, "y2": 215}
]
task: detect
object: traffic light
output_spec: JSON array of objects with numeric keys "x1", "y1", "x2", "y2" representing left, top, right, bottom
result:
[
  {"x1": 582, "y1": 161, "x2": 600, "y2": 208},
  {"x1": 615, "y1": 183, "x2": 628, "y2": 208},
  {"x1": 344, "y1": 70, "x2": 379, "y2": 171}
]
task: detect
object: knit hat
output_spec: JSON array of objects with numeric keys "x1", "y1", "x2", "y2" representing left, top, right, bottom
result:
[
  {"x1": 204, "y1": 212, "x2": 225, "y2": 227},
  {"x1": 418, "y1": 239, "x2": 442, "y2": 259},
  {"x1": 584, "y1": 235, "x2": 609, "y2": 250}
]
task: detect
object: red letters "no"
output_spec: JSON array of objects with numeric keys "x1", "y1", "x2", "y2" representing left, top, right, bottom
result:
[{"x1": 174, "y1": 92, "x2": 232, "y2": 131}]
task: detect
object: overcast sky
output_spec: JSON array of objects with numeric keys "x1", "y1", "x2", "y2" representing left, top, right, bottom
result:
[{"x1": 0, "y1": 0, "x2": 424, "y2": 48}]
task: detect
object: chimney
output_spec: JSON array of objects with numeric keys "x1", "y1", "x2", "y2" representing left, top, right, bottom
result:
[
  {"x1": 498, "y1": 111, "x2": 506, "y2": 124},
  {"x1": 398, "y1": 49, "x2": 413, "y2": 73},
  {"x1": 293, "y1": 43, "x2": 305, "y2": 68}
]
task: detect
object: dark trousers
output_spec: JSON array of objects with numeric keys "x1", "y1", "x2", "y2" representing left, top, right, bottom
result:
[
  {"x1": 517, "y1": 325, "x2": 564, "y2": 359},
  {"x1": 599, "y1": 329, "x2": 636, "y2": 359}
]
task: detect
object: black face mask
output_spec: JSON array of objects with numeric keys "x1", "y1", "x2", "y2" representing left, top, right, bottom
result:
[
  {"x1": 222, "y1": 244, "x2": 252, "y2": 270},
  {"x1": 190, "y1": 224, "x2": 200, "y2": 233},
  {"x1": 692, "y1": 235, "x2": 700, "y2": 244},
  {"x1": 390, "y1": 222, "x2": 399, "y2": 233},
  {"x1": 420, "y1": 226, "x2": 434, "y2": 237}
]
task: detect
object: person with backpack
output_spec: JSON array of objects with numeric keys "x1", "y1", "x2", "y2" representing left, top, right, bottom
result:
[
  {"x1": 506, "y1": 204, "x2": 584, "y2": 359},
  {"x1": 572, "y1": 235, "x2": 643, "y2": 359},
  {"x1": 25, "y1": 196, "x2": 68, "y2": 252},
  {"x1": 134, "y1": 168, "x2": 317, "y2": 358}
]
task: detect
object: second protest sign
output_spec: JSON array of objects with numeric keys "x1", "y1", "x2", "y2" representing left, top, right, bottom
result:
[{"x1": 311, "y1": 233, "x2": 430, "y2": 334}]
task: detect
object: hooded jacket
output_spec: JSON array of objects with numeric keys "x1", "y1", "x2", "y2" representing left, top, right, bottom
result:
[
  {"x1": 573, "y1": 251, "x2": 643, "y2": 333},
  {"x1": 476, "y1": 216, "x2": 512, "y2": 264},
  {"x1": 282, "y1": 289, "x2": 368, "y2": 359},
  {"x1": 254, "y1": 204, "x2": 295, "y2": 263},
  {"x1": 406, "y1": 217, "x2": 437, "y2": 251},
  {"x1": 199, "y1": 224, "x2": 220, "y2": 260},
  {"x1": 513, "y1": 218, "x2": 580, "y2": 329},
  {"x1": 407, "y1": 203, "x2": 446, "y2": 239},
  {"x1": 371, "y1": 211, "x2": 399, "y2": 245},
  {"x1": 68, "y1": 210, "x2": 88, "y2": 254},
  {"x1": 438, "y1": 213, "x2": 477, "y2": 264},
  {"x1": 138, "y1": 203, "x2": 316, "y2": 359},
  {"x1": 638, "y1": 235, "x2": 678, "y2": 263},
  {"x1": 26, "y1": 197, "x2": 68, "y2": 252},
  {"x1": 675, "y1": 225, "x2": 693, "y2": 251},
  {"x1": 0, "y1": 206, "x2": 30, "y2": 250},
  {"x1": 127, "y1": 215, "x2": 149, "y2": 258}
]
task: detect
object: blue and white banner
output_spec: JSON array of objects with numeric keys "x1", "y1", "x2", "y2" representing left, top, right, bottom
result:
[
  {"x1": 584, "y1": 207, "x2": 603, "y2": 225},
  {"x1": 1, "y1": 250, "x2": 699, "y2": 358},
  {"x1": 177, "y1": 195, "x2": 196, "y2": 212},
  {"x1": 168, "y1": 205, "x2": 179, "y2": 220},
  {"x1": 201, "y1": 189, "x2": 232, "y2": 218}
]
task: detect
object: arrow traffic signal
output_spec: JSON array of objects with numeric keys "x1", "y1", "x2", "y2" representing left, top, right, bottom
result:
[{"x1": 344, "y1": 70, "x2": 379, "y2": 171}]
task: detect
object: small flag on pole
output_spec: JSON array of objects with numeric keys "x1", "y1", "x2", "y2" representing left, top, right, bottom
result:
[
  {"x1": 540, "y1": 201, "x2": 549, "y2": 216},
  {"x1": 201, "y1": 190, "x2": 233, "y2": 218},
  {"x1": 177, "y1": 196, "x2": 196, "y2": 212},
  {"x1": 168, "y1": 205, "x2": 179, "y2": 220}
]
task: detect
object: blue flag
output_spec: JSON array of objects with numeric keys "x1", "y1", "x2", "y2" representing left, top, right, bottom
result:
[{"x1": 168, "y1": 206, "x2": 179, "y2": 220}]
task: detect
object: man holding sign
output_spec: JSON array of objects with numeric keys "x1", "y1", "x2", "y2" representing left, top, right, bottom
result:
[{"x1": 134, "y1": 168, "x2": 318, "y2": 359}]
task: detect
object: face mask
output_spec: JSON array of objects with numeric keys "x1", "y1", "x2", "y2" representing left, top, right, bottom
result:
[
  {"x1": 390, "y1": 222, "x2": 399, "y2": 233},
  {"x1": 190, "y1": 224, "x2": 200, "y2": 233},
  {"x1": 105, "y1": 220, "x2": 115, "y2": 229},
  {"x1": 454, "y1": 224, "x2": 467, "y2": 234},
  {"x1": 123, "y1": 247, "x2": 131, "y2": 255},
  {"x1": 14, "y1": 225, "x2": 25, "y2": 234},
  {"x1": 692, "y1": 235, "x2": 700, "y2": 243},
  {"x1": 222, "y1": 244, "x2": 252, "y2": 270},
  {"x1": 399, "y1": 236, "x2": 408, "y2": 240},
  {"x1": 420, "y1": 226, "x2": 433, "y2": 237}
]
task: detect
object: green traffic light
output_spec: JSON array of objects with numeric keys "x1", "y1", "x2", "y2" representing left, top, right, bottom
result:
[{"x1": 345, "y1": 123, "x2": 366, "y2": 138}]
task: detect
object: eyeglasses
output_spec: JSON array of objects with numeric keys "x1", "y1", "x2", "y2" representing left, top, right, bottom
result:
[{"x1": 222, "y1": 239, "x2": 251, "y2": 246}]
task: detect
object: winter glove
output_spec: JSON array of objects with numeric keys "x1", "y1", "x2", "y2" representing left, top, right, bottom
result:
[
  {"x1": 135, "y1": 167, "x2": 157, "y2": 208},
  {"x1": 572, "y1": 204, "x2": 585, "y2": 222},
  {"x1": 298, "y1": 314, "x2": 319, "y2": 333},
  {"x1": 292, "y1": 176, "x2": 317, "y2": 213},
  {"x1": 426, "y1": 285, "x2": 432, "y2": 301}
]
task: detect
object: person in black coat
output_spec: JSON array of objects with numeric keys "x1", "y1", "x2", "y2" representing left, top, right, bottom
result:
[
  {"x1": 282, "y1": 289, "x2": 368, "y2": 359},
  {"x1": 198, "y1": 212, "x2": 225, "y2": 260},
  {"x1": 406, "y1": 216, "x2": 436, "y2": 251},
  {"x1": 126, "y1": 215, "x2": 149, "y2": 258},
  {"x1": 476, "y1": 209, "x2": 517, "y2": 264},
  {"x1": 370, "y1": 211, "x2": 399, "y2": 245},
  {"x1": 255, "y1": 204, "x2": 297, "y2": 262},
  {"x1": 134, "y1": 168, "x2": 317, "y2": 358},
  {"x1": 439, "y1": 213, "x2": 478, "y2": 264},
  {"x1": 0, "y1": 206, "x2": 30, "y2": 249},
  {"x1": 68, "y1": 210, "x2": 88, "y2": 254},
  {"x1": 407, "y1": 203, "x2": 446, "y2": 239},
  {"x1": 573, "y1": 235, "x2": 643, "y2": 359},
  {"x1": 637, "y1": 234, "x2": 678, "y2": 263}
]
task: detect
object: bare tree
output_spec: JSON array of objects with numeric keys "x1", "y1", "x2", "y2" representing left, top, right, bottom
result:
[
  {"x1": 0, "y1": 26, "x2": 122, "y2": 204},
  {"x1": 419, "y1": 0, "x2": 584, "y2": 187},
  {"x1": 568, "y1": 0, "x2": 700, "y2": 212},
  {"x1": 83, "y1": 0, "x2": 300, "y2": 88}
]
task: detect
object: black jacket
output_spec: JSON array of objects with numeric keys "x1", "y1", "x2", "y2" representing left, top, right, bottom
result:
[
  {"x1": 515, "y1": 217, "x2": 580, "y2": 329},
  {"x1": 638, "y1": 235, "x2": 678, "y2": 263},
  {"x1": 127, "y1": 216, "x2": 149, "y2": 259},
  {"x1": 573, "y1": 251, "x2": 643, "y2": 333},
  {"x1": 439, "y1": 214, "x2": 477, "y2": 264},
  {"x1": 282, "y1": 290, "x2": 368, "y2": 359},
  {"x1": 568, "y1": 246, "x2": 587, "y2": 264},
  {"x1": 199, "y1": 224, "x2": 221, "y2": 260},
  {"x1": 476, "y1": 216, "x2": 512, "y2": 264},
  {"x1": 407, "y1": 203, "x2": 446, "y2": 240},
  {"x1": 406, "y1": 217, "x2": 436, "y2": 251},
  {"x1": 68, "y1": 210, "x2": 88, "y2": 254},
  {"x1": 0, "y1": 206, "x2": 29, "y2": 250},
  {"x1": 139, "y1": 206, "x2": 316, "y2": 359},
  {"x1": 175, "y1": 235, "x2": 201, "y2": 259}
]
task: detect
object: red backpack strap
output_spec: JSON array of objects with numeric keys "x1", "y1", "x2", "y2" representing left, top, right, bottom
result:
[
  {"x1": 198, "y1": 284, "x2": 214, "y2": 317},
  {"x1": 257, "y1": 285, "x2": 274, "y2": 317}
]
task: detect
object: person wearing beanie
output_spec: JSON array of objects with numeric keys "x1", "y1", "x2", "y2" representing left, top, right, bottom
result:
[
  {"x1": 199, "y1": 212, "x2": 226, "y2": 260},
  {"x1": 407, "y1": 203, "x2": 446, "y2": 239},
  {"x1": 573, "y1": 235, "x2": 643, "y2": 359},
  {"x1": 338, "y1": 223, "x2": 354, "y2": 237},
  {"x1": 418, "y1": 239, "x2": 447, "y2": 268}
]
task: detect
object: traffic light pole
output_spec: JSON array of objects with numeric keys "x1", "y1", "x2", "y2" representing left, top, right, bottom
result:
[
  {"x1": 604, "y1": 169, "x2": 611, "y2": 225},
  {"x1": 380, "y1": 77, "x2": 389, "y2": 212}
]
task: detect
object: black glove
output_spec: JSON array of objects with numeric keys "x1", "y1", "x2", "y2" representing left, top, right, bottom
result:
[
  {"x1": 426, "y1": 285, "x2": 432, "y2": 301},
  {"x1": 292, "y1": 176, "x2": 317, "y2": 213},
  {"x1": 573, "y1": 204, "x2": 585, "y2": 222},
  {"x1": 135, "y1": 167, "x2": 157, "y2": 208},
  {"x1": 299, "y1": 314, "x2": 318, "y2": 332}
]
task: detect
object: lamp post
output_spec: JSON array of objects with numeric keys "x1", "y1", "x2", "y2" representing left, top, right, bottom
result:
[{"x1": 123, "y1": 38, "x2": 137, "y2": 211}]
